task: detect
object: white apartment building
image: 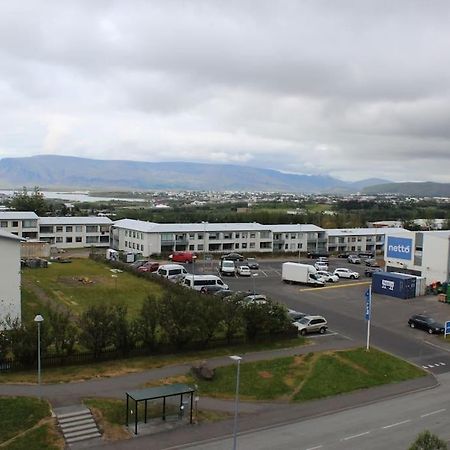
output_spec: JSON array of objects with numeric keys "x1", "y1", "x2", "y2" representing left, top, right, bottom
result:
[
  {"x1": 384, "y1": 230, "x2": 450, "y2": 284},
  {"x1": 39, "y1": 217, "x2": 112, "y2": 249},
  {"x1": 270, "y1": 224, "x2": 327, "y2": 254},
  {"x1": 0, "y1": 211, "x2": 39, "y2": 240},
  {"x1": 326, "y1": 227, "x2": 405, "y2": 255},
  {"x1": 0, "y1": 230, "x2": 22, "y2": 326},
  {"x1": 111, "y1": 219, "x2": 273, "y2": 256}
]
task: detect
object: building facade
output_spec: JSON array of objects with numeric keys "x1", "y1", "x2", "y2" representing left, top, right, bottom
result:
[
  {"x1": 0, "y1": 211, "x2": 39, "y2": 240},
  {"x1": 270, "y1": 224, "x2": 326, "y2": 254},
  {"x1": 0, "y1": 230, "x2": 22, "y2": 326}
]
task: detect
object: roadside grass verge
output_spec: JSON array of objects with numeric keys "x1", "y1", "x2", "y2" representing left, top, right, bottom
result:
[
  {"x1": 84, "y1": 397, "x2": 231, "y2": 441},
  {"x1": 190, "y1": 348, "x2": 426, "y2": 402},
  {"x1": 0, "y1": 338, "x2": 305, "y2": 384},
  {"x1": 22, "y1": 258, "x2": 163, "y2": 317},
  {"x1": 0, "y1": 397, "x2": 62, "y2": 449}
]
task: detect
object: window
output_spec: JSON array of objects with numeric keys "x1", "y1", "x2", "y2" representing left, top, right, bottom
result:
[
  {"x1": 241, "y1": 233, "x2": 247, "y2": 238},
  {"x1": 285, "y1": 234, "x2": 289, "y2": 239},
  {"x1": 12, "y1": 221, "x2": 18, "y2": 227},
  {"x1": 235, "y1": 243, "x2": 240, "y2": 249},
  {"x1": 250, "y1": 233, "x2": 256, "y2": 239},
  {"x1": 56, "y1": 237, "x2": 63, "y2": 243},
  {"x1": 285, "y1": 244, "x2": 288, "y2": 249},
  {"x1": 23, "y1": 219, "x2": 37, "y2": 228},
  {"x1": 86, "y1": 225, "x2": 98, "y2": 233},
  {"x1": 208, "y1": 233, "x2": 218, "y2": 240},
  {"x1": 189, "y1": 245, "x2": 195, "y2": 251},
  {"x1": 86, "y1": 236, "x2": 99, "y2": 243},
  {"x1": 198, "y1": 244, "x2": 204, "y2": 251},
  {"x1": 197, "y1": 233, "x2": 203, "y2": 240},
  {"x1": 75, "y1": 225, "x2": 83, "y2": 232},
  {"x1": 100, "y1": 236, "x2": 109, "y2": 243},
  {"x1": 235, "y1": 233, "x2": 240, "y2": 239},
  {"x1": 298, "y1": 243, "x2": 302, "y2": 249},
  {"x1": 249, "y1": 242, "x2": 255, "y2": 248},
  {"x1": 125, "y1": 230, "x2": 128, "y2": 237},
  {"x1": 351, "y1": 237, "x2": 356, "y2": 242},
  {"x1": 66, "y1": 226, "x2": 73, "y2": 233},
  {"x1": 66, "y1": 237, "x2": 73, "y2": 243},
  {"x1": 161, "y1": 233, "x2": 173, "y2": 241},
  {"x1": 0, "y1": 221, "x2": 7, "y2": 228},
  {"x1": 291, "y1": 234, "x2": 296, "y2": 239},
  {"x1": 223, "y1": 233, "x2": 232, "y2": 239},
  {"x1": 133, "y1": 243, "x2": 135, "y2": 249},
  {"x1": 133, "y1": 231, "x2": 136, "y2": 238},
  {"x1": 40, "y1": 226, "x2": 53, "y2": 233},
  {"x1": 125, "y1": 240, "x2": 128, "y2": 247},
  {"x1": 76, "y1": 236, "x2": 82, "y2": 243},
  {"x1": 56, "y1": 226, "x2": 63, "y2": 232},
  {"x1": 140, "y1": 244, "x2": 144, "y2": 251},
  {"x1": 189, "y1": 233, "x2": 195, "y2": 239},
  {"x1": 242, "y1": 243, "x2": 247, "y2": 249},
  {"x1": 260, "y1": 231, "x2": 270, "y2": 239}
]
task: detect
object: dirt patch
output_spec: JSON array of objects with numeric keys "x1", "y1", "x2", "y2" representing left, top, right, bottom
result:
[
  {"x1": 57, "y1": 276, "x2": 98, "y2": 287},
  {"x1": 89, "y1": 406, "x2": 131, "y2": 442},
  {"x1": 144, "y1": 375, "x2": 191, "y2": 388},
  {"x1": 258, "y1": 371, "x2": 273, "y2": 379},
  {"x1": 333, "y1": 353, "x2": 370, "y2": 375}
]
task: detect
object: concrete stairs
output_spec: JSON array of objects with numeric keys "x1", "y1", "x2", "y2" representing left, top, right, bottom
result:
[{"x1": 54, "y1": 405, "x2": 101, "y2": 446}]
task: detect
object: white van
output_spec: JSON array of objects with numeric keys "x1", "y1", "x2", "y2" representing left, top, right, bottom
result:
[
  {"x1": 183, "y1": 274, "x2": 229, "y2": 291},
  {"x1": 156, "y1": 264, "x2": 188, "y2": 281}
]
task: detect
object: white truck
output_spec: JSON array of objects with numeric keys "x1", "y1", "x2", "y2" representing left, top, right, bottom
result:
[
  {"x1": 281, "y1": 262, "x2": 325, "y2": 287},
  {"x1": 219, "y1": 259, "x2": 236, "y2": 276}
]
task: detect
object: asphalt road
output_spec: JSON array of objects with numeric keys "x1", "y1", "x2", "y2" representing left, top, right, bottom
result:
[
  {"x1": 185, "y1": 372, "x2": 450, "y2": 450},
  {"x1": 197, "y1": 258, "x2": 450, "y2": 374}
]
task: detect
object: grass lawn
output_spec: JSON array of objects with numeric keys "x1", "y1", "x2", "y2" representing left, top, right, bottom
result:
[
  {"x1": 191, "y1": 348, "x2": 426, "y2": 402},
  {"x1": 0, "y1": 397, "x2": 62, "y2": 449},
  {"x1": 22, "y1": 258, "x2": 163, "y2": 317},
  {"x1": 0, "y1": 338, "x2": 305, "y2": 384}
]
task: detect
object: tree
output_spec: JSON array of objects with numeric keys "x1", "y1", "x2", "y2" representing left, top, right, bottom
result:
[
  {"x1": 221, "y1": 295, "x2": 244, "y2": 344},
  {"x1": 79, "y1": 304, "x2": 115, "y2": 357},
  {"x1": 110, "y1": 303, "x2": 136, "y2": 356},
  {"x1": 136, "y1": 294, "x2": 161, "y2": 350},
  {"x1": 46, "y1": 307, "x2": 78, "y2": 356},
  {"x1": 409, "y1": 430, "x2": 447, "y2": 450},
  {"x1": 7, "y1": 186, "x2": 49, "y2": 215},
  {"x1": 196, "y1": 294, "x2": 223, "y2": 346}
]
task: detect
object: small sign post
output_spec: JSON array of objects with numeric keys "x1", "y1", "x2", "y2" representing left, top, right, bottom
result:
[
  {"x1": 365, "y1": 287, "x2": 372, "y2": 351},
  {"x1": 445, "y1": 321, "x2": 450, "y2": 339}
]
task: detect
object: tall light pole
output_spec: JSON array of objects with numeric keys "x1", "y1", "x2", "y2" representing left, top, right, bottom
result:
[
  {"x1": 202, "y1": 221, "x2": 208, "y2": 267},
  {"x1": 252, "y1": 273, "x2": 258, "y2": 295},
  {"x1": 298, "y1": 224, "x2": 301, "y2": 262},
  {"x1": 229, "y1": 355, "x2": 242, "y2": 450},
  {"x1": 34, "y1": 314, "x2": 44, "y2": 387}
]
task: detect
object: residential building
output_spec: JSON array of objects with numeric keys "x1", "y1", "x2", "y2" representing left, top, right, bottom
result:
[
  {"x1": 0, "y1": 230, "x2": 22, "y2": 326},
  {"x1": 39, "y1": 217, "x2": 112, "y2": 249},
  {"x1": 0, "y1": 211, "x2": 39, "y2": 239},
  {"x1": 270, "y1": 224, "x2": 326, "y2": 253}
]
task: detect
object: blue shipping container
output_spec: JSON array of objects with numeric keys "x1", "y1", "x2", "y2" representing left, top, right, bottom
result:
[{"x1": 372, "y1": 272, "x2": 417, "y2": 299}]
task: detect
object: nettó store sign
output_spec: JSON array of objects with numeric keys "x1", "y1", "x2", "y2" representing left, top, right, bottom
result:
[{"x1": 386, "y1": 236, "x2": 413, "y2": 261}]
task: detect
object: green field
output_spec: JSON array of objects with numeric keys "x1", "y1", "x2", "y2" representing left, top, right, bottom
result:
[
  {"x1": 191, "y1": 348, "x2": 426, "y2": 402},
  {"x1": 0, "y1": 397, "x2": 62, "y2": 449},
  {"x1": 22, "y1": 259, "x2": 163, "y2": 317}
]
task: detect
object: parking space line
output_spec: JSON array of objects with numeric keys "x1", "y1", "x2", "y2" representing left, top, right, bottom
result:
[
  {"x1": 300, "y1": 281, "x2": 371, "y2": 292},
  {"x1": 342, "y1": 431, "x2": 370, "y2": 440},
  {"x1": 260, "y1": 270, "x2": 268, "y2": 277},
  {"x1": 382, "y1": 420, "x2": 411, "y2": 429},
  {"x1": 421, "y1": 408, "x2": 446, "y2": 418}
]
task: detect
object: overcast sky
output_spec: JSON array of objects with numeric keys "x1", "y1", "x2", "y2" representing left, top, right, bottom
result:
[{"x1": 0, "y1": 1, "x2": 449, "y2": 183}]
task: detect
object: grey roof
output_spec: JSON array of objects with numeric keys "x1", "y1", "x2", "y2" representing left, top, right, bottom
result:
[
  {"x1": 270, "y1": 224, "x2": 324, "y2": 233},
  {"x1": 0, "y1": 230, "x2": 23, "y2": 241},
  {"x1": 39, "y1": 216, "x2": 112, "y2": 225},
  {"x1": 113, "y1": 219, "x2": 271, "y2": 233},
  {"x1": 0, "y1": 211, "x2": 38, "y2": 220},
  {"x1": 327, "y1": 227, "x2": 409, "y2": 237},
  {"x1": 126, "y1": 383, "x2": 195, "y2": 401}
]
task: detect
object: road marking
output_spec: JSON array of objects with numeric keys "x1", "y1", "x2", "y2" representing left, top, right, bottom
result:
[
  {"x1": 260, "y1": 270, "x2": 268, "y2": 277},
  {"x1": 439, "y1": 362, "x2": 446, "y2": 365},
  {"x1": 342, "y1": 431, "x2": 370, "y2": 440},
  {"x1": 424, "y1": 340, "x2": 450, "y2": 353},
  {"x1": 305, "y1": 446, "x2": 323, "y2": 450},
  {"x1": 273, "y1": 269, "x2": 281, "y2": 276},
  {"x1": 382, "y1": 420, "x2": 411, "y2": 429},
  {"x1": 421, "y1": 408, "x2": 446, "y2": 418},
  {"x1": 308, "y1": 332, "x2": 338, "y2": 338},
  {"x1": 300, "y1": 281, "x2": 370, "y2": 292}
]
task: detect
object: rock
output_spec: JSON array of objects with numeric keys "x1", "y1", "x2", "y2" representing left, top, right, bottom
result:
[{"x1": 192, "y1": 361, "x2": 215, "y2": 380}]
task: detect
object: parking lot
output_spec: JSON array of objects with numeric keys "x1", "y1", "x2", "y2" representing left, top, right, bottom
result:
[{"x1": 194, "y1": 257, "x2": 450, "y2": 374}]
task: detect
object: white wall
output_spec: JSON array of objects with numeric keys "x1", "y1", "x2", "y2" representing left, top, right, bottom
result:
[
  {"x1": 422, "y1": 234, "x2": 450, "y2": 283},
  {"x1": 0, "y1": 238, "x2": 21, "y2": 327}
]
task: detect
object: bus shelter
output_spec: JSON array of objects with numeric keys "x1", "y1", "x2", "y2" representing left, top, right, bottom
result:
[{"x1": 125, "y1": 383, "x2": 195, "y2": 435}]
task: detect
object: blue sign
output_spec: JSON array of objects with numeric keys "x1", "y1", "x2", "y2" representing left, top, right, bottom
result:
[
  {"x1": 364, "y1": 288, "x2": 372, "y2": 321},
  {"x1": 445, "y1": 321, "x2": 450, "y2": 337},
  {"x1": 386, "y1": 236, "x2": 413, "y2": 261}
]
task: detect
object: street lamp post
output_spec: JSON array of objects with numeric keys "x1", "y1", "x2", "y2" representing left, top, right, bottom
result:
[
  {"x1": 298, "y1": 224, "x2": 301, "y2": 262},
  {"x1": 229, "y1": 355, "x2": 242, "y2": 450},
  {"x1": 202, "y1": 221, "x2": 208, "y2": 265},
  {"x1": 34, "y1": 314, "x2": 44, "y2": 387},
  {"x1": 252, "y1": 273, "x2": 258, "y2": 295}
]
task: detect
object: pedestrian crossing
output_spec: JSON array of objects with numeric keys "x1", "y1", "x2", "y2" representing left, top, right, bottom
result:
[{"x1": 422, "y1": 362, "x2": 446, "y2": 369}]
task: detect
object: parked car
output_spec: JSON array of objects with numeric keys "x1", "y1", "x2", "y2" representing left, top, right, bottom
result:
[
  {"x1": 314, "y1": 261, "x2": 329, "y2": 271},
  {"x1": 130, "y1": 259, "x2": 148, "y2": 269},
  {"x1": 236, "y1": 265, "x2": 251, "y2": 276},
  {"x1": 408, "y1": 315, "x2": 444, "y2": 334},
  {"x1": 317, "y1": 256, "x2": 329, "y2": 263},
  {"x1": 365, "y1": 258, "x2": 379, "y2": 267},
  {"x1": 333, "y1": 268, "x2": 360, "y2": 279},
  {"x1": 293, "y1": 315, "x2": 328, "y2": 336},
  {"x1": 137, "y1": 261, "x2": 160, "y2": 273},
  {"x1": 242, "y1": 294, "x2": 267, "y2": 304},
  {"x1": 316, "y1": 270, "x2": 339, "y2": 282},
  {"x1": 307, "y1": 251, "x2": 330, "y2": 259},
  {"x1": 337, "y1": 252, "x2": 350, "y2": 258},
  {"x1": 245, "y1": 258, "x2": 259, "y2": 270},
  {"x1": 287, "y1": 309, "x2": 307, "y2": 322},
  {"x1": 221, "y1": 252, "x2": 244, "y2": 261},
  {"x1": 200, "y1": 285, "x2": 230, "y2": 295},
  {"x1": 358, "y1": 251, "x2": 374, "y2": 258},
  {"x1": 364, "y1": 267, "x2": 383, "y2": 277},
  {"x1": 213, "y1": 289, "x2": 234, "y2": 298},
  {"x1": 169, "y1": 251, "x2": 196, "y2": 263},
  {"x1": 347, "y1": 255, "x2": 361, "y2": 264}
]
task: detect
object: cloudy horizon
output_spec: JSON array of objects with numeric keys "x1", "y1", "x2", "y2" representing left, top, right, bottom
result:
[{"x1": 1, "y1": 1, "x2": 449, "y2": 183}]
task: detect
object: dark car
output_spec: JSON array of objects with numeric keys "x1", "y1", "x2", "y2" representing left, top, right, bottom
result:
[
  {"x1": 130, "y1": 259, "x2": 148, "y2": 269},
  {"x1": 213, "y1": 289, "x2": 234, "y2": 298},
  {"x1": 137, "y1": 261, "x2": 160, "y2": 273},
  {"x1": 365, "y1": 258, "x2": 380, "y2": 267},
  {"x1": 337, "y1": 252, "x2": 350, "y2": 258},
  {"x1": 408, "y1": 315, "x2": 445, "y2": 334},
  {"x1": 307, "y1": 251, "x2": 330, "y2": 259},
  {"x1": 364, "y1": 267, "x2": 383, "y2": 277},
  {"x1": 221, "y1": 252, "x2": 244, "y2": 261},
  {"x1": 245, "y1": 258, "x2": 259, "y2": 269},
  {"x1": 200, "y1": 285, "x2": 229, "y2": 295},
  {"x1": 358, "y1": 251, "x2": 374, "y2": 258}
]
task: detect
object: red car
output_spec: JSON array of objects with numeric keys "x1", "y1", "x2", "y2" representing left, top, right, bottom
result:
[
  {"x1": 169, "y1": 251, "x2": 197, "y2": 263},
  {"x1": 137, "y1": 261, "x2": 160, "y2": 273}
]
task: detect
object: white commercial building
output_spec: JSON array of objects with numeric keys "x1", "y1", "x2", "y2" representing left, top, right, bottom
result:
[
  {"x1": 0, "y1": 230, "x2": 22, "y2": 326},
  {"x1": 112, "y1": 219, "x2": 273, "y2": 256},
  {"x1": 384, "y1": 230, "x2": 450, "y2": 284},
  {"x1": 39, "y1": 217, "x2": 112, "y2": 249}
]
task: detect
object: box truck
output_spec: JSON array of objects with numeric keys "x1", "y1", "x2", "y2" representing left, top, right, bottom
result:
[{"x1": 282, "y1": 262, "x2": 325, "y2": 287}]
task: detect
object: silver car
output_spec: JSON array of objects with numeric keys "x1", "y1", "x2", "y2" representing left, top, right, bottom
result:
[{"x1": 293, "y1": 315, "x2": 328, "y2": 336}]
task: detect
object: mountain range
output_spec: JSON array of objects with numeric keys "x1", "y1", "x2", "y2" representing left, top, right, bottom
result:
[{"x1": 0, "y1": 155, "x2": 388, "y2": 193}]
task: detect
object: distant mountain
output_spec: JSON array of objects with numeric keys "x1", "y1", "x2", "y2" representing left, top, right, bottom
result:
[
  {"x1": 363, "y1": 182, "x2": 450, "y2": 197},
  {"x1": 0, "y1": 154, "x2": 388, "y2": 193}
]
